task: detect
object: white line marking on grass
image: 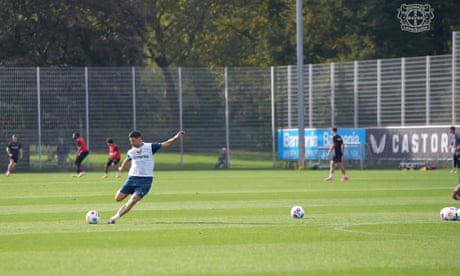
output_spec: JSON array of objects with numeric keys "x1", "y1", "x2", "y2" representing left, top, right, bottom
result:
[{"x1": 332, "y1": 220, "x2": 450, "y2": 238}]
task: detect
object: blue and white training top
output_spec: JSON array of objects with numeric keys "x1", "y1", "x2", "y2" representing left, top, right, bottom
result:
[{"x1": 126, "y1": 142, "x2": 162, "y2": 177}]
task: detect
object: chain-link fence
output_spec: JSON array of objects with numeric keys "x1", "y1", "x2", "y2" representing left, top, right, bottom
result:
[{"x1": 1, "y1": 32, "x2": 460, "y2": 171}]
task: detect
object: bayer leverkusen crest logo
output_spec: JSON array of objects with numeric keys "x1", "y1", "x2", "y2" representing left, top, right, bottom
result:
[{"x1": 397, "y1": 4, "x2": 434, "y2": 33}]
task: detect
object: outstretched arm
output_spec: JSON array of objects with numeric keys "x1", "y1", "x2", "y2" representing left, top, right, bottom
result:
[
  {"x1": 118, "y1": 158, "x2": 130, "y2": 172},
  {"x1": 161, "y1": 130, "x2": 185, "y2": 147}
]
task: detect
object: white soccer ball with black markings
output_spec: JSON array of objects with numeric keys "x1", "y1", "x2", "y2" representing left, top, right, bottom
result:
[
  {"x1": 290, "y1": 206, "x2": 304, "y2": 219},
  {"x1": 440, "y1": 207, "x2": 457, "y2": 221},
  {"x1": 85, "y1": 210, "x2": 100, "y2": 224}
]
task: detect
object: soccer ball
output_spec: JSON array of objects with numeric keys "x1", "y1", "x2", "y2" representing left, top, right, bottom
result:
[
  {"x1": 440, "y1": 207, "x2": 457, "y2": 221},
  {"x1": 85, "y1": 210, "x2": 100, "y2": 224},
  {"x1": 290, "y1": 206, "x2": 304, "y2": 219}
]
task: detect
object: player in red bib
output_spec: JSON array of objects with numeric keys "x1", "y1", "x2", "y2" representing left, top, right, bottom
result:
[
  {"x1": 102, "y1": 138, "x2": 121, "y2": 178},
  {"x1": 72, "y1": 132, "x2": 89, "y2": 177}
]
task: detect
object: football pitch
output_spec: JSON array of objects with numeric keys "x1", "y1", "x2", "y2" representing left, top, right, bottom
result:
[{"x1": 1, "y1": 169, "x2": 459, "y2": 275}]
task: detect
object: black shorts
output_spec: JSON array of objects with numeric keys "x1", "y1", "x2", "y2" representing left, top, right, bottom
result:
[
  {"x1": 76, "y1": 151, "x2": 89, "y2": 164},
  {"x1": 106, "y1": 159, "x2": 120, "y2": 167},
  {"x1": 332, "y1": 153, "x2": 343, "y2": 163},
  {"x1": 9, "y1": 155, "x2": 19, "y2": 163}
]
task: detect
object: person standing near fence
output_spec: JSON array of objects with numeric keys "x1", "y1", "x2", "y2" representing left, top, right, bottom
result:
[
  {"x1": 102, "y1": 138, "x2": 121, "y2": 178},
  {"x1": 72, "y1": 132, "x2": 89, "y2": 177},
  {"x1": 108, "y1": 129, "x2": 185, "y2": 224},
  {"x1": 324, "y1": 127, "x2": 348, "y2": 181},
  {"x1": 214, "y1": 147, "x2": 228, "y2": 169},
  {"x1": 454, "y1": 144, "x2": 460, "y2": 174},
  {"x1": 57, "y1": 137, "x2": 69, "y2": 171},
  {"x1": 5, "y1": 134, "x2": 23, "y2": 176},
  {"x1": 448, "y1": 126, "x2": 460, "y2": 173}
]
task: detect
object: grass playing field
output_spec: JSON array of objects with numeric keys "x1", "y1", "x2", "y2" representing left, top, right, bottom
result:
[{"x1": 1, "y1": 168, "x2": 459, "y2": 275}]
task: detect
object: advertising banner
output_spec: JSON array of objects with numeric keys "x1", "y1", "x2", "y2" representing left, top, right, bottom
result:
[
  {"x1": 277, "y1": 128, "x2": 366, "y2": 160},
  {"x1": 366, "y1": 126, "x2": 453, "y2": 160}
]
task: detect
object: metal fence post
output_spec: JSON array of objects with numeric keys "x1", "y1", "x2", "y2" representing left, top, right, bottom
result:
[
  {"x1": 224, "y1": 67, "x2": 230, "y2": 167},
  {"x1": 36, "y1": 67, "x2": 42, "y2": 167},
  {"x1": 330, "y1": 62, "x2": 335, "y2": 127},
  {"x1": 132, "y1": 66, "x2": 137, "y2": 130},
  {"x1": 354, "y1": 61, "x2": 358, "y2": 128},
  {"x1": 377, "y1": 59, "x2": 381, "y2": 127},
  {"x1": 287, "y1": 65, "x2": 292, "y2": 128},
  {"x1": 308, "y1": 64, "x2": 312, "y2": 128},
  {"x1": 84, "y1": 67, "x2": 90, "y2": 151},
  {"x1": 453, "y1": 32, "x2": 457, "y2": 125},
  {"x1": 178, "y1": 67, "x2": 184, "y2": 168},
  {"x1": 271, "y1": 66, "x2": 276, "y2": 167},
  {"x1": 401, "y1": 57, "x2": 406, "y2": 126},
  {"x1": 426, "y1": 56, "x2": 430, "y2": 125},
  {"x1": 296, "y1": 0, "x2": 305, "y2": 169}
]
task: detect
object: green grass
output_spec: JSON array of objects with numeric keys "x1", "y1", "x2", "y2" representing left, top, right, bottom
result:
[
  {"x1": 29, "y1": 151, "x2": 276, "y2": 171},
  {"x1": 1, "y1": 169, "x2": 459, "y2": 275}
]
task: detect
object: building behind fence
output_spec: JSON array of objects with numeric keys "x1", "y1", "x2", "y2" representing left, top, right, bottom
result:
[{"x1": 1, "y1": 32, "x2": 460, "y2": 170}]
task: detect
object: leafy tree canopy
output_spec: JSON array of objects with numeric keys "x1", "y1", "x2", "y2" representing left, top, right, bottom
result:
[{"x1": 0, "y1": 0, "x2": 459, "y2": 67}]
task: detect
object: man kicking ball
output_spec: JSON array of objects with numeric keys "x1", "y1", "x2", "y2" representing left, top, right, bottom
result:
[{"x1": 108, "y1": 129, "x2": 185, "y2": 224}]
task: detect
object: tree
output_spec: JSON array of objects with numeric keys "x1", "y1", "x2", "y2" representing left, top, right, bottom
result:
[
  {"x1": 0, "y1": 0, "x2": 146, "y2": 66},
  {"x1": 138, "y1": 0, "x2": 284, "y2": 124}
]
